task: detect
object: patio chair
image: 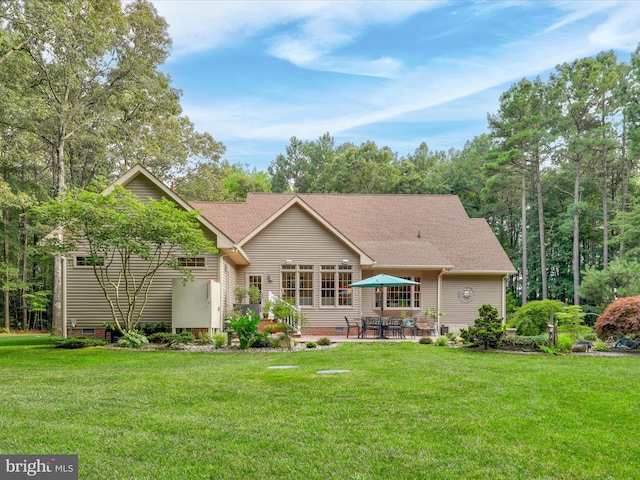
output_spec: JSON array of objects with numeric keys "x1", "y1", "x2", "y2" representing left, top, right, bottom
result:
[
  {"x1": 361, "y1": 317, "x2": 381, "y2": 338},
  {"x1": 386, "y1": 317, "x2": 405, "y2": 338},
  {"x1": 344, "y1": 316, "x2": 361, "y2": 338},
  {"x1": 414, "y1": 317, "x2": 435, "y2": 337},
  {"x1": 403, "y1": 317, "x2": 416, "y2": 338}
]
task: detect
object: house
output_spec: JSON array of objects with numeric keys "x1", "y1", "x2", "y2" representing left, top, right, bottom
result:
[{"x1": 63, "y1": 165, "x2": 515, "y2": 338}]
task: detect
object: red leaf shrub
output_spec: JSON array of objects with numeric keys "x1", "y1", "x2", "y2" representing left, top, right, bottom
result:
[{"x1": 594, "y1": 296, "x2": 640, "y2": 339}]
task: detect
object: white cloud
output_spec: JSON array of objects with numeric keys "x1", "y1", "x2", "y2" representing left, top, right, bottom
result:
[
  {"x1": 153, "y1": 0, "x2": 640, "y2": 168},
  {"x1": 587, "y1": 3, "x2": 640, "y2": 49},
  {"x1": 150, "y1": 1, "x2": 438, "y2": 59}
]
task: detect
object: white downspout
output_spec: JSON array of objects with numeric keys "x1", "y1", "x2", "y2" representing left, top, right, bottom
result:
[
  {"x1": 502, "y1": 275, "x2": 507, "y2": 325},
  {"x1": 217, "y1": 246, "x2": 238, "y2": 330},
  {"x1": 61, "y1": 256, "x2": 67, "y2": 338},
  {"x1": 437, "y1": 268, "x2": 445, "y2": 336}
]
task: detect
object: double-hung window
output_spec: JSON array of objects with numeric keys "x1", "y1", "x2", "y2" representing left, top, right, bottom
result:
[
  {"x1": 281, "y1": 264, "x2": 314, "y2": 307},
  {"x1": 375, "y1": 276, "x2": 421, "y2": 309},
  {"x1": 321, "y1": 265, "x2": 353, "y2": 307}
]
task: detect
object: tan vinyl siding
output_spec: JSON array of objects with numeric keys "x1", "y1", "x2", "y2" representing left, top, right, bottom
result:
[
  {"x1": 65, "y1": 178, "x2": 220, "y2": 330},
  {"x1": 66, "y1": 252, "x2": 219, "y2": 329},
  {"x1": 124, "y1": 175, "x2": 166, "y2": 201},
  {"x1": 440, "y1": 275, "x2": 504, "y2": 333},
  {"x1": 240, "y1": 205, "x2": 360, "y2": 328},
  {"x1": 222, "y1": 258, "x2": 236, "y2": 316}
]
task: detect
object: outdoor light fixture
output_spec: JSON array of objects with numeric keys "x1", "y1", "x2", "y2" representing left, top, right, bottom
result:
[
  {"x1": 285, "y1": 259, "x2": 293, "y2": 265},
  {"x1": 342, "y1": 259, "x2": 349, "y2": 264},
  {"x1": 267, "y1": 274, "x2": 273, "y2": 282}
]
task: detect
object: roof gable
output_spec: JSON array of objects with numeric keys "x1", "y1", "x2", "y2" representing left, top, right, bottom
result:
[{"x1": 108, "y1": 165, "x2": 248, "y2": 264}]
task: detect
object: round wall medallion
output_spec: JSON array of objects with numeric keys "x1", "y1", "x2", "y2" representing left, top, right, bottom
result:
[{"x1": 458, "y1": 286, "x2": 474, "y2": 303}]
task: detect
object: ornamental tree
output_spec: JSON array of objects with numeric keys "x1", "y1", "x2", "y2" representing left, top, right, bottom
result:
[
  {"x1": 594, "y1": 296, "x2": 640, "y2": 339},
  {"x1": 466, "y1": 304, "x2": 506, "y2": 350},
  {"x1": 511, "y1": 299, "x2": 566, "y2": 336},
  {"x1": 33, "y1": 185, "x2": 217, "y2": 334}
]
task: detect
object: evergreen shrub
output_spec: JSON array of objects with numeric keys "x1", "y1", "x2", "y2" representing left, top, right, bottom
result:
[{"x1": 54, "y1": 337, "x2": 107, "y2": 349}]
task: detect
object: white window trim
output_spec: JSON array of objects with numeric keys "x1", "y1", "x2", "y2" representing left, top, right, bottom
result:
[
  {"x1": 374, "y1": 276, "x2": 422, "y2": 311},
  {"x1": 280, "y1": 264, "x2": 314, "y2": 308},
  {"x1": 320, "y1": 265, "x2": 354, "y2": 309}
]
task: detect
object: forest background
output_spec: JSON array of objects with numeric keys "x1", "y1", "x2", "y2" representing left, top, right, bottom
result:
[{"x1": 2, "y1": 0, "x2": 640, "y2": 331}]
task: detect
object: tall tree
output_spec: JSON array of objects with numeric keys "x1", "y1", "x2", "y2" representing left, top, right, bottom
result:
[
  {"x1": 549, "y1": 56, "x2": 605, "y2": 304},
  {"x1": 487, "y1": 77, "x2": 551, "y2": 302},
  {"x1": 314, "y1": 141, "x2": 398, "y2": 193},
  {"x1": 268, "y1": 133, "x2": 335, "y2": 193},
  {"x1": 1, "y1": 1, "x2": 223, "y2": 332}
]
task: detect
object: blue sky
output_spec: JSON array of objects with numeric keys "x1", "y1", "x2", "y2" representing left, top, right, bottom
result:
[{"x1": 149, "y1": 1, "x2": 640, "y2": 171}]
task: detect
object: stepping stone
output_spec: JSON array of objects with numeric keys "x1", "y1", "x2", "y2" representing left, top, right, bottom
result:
[
  {"x1": 316, "y1": 369, "x2": 351, "y2": 375},
  {"x1": 267, "y1": 365, "x2": 299, "y2": 370}
]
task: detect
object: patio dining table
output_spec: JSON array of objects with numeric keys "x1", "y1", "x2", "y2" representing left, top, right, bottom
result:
[{"x1": 360, "y1": 317, "x2": 405, "y2": 339}]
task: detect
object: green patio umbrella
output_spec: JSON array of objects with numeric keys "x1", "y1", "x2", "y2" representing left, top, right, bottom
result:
[{"x1": 349, "y1": 273, "x2": 419, "y2": 317}]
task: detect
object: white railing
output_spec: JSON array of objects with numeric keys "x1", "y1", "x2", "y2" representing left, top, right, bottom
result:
[{"x1": 267, "y1": 291, "x2": 302, "y2": 335}]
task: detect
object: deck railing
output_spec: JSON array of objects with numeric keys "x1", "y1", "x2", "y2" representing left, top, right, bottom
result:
[{"x1": 267, "y1": 291, "x2": 302, "y2": 335}]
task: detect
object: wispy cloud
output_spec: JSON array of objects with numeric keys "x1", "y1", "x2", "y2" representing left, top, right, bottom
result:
[
  {"x1": 153, "y1": 1, "x2": 437, "y2": 61},
  {"x1": 150, "y1": 1, "x2": 640, "y2": 167}
]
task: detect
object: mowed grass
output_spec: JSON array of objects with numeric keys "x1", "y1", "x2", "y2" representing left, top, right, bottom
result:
[{"x1": 0, "y1": 335, "x2": 638, "y2": 479}]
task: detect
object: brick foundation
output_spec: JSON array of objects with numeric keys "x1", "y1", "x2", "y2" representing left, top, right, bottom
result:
[{"x1": 66, "y1": 325, "x2": 355, "y2": 339}]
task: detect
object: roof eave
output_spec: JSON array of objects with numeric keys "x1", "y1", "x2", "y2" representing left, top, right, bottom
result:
[
  {"x1": 369, "y1": 264, "x2": 456, "y2": 270},
  {"x1": 443, "y1": 269, "x2": 517, "y2": 275}
]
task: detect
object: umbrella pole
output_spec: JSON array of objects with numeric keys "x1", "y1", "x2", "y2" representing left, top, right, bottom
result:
[{"x1": 380, "y1": 288, "x2": 387, "y2": 339}]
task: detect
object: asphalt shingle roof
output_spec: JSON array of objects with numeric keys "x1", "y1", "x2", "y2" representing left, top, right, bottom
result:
[{"x1": 191, "y1": 193, "x2": 515, "y2": 273}]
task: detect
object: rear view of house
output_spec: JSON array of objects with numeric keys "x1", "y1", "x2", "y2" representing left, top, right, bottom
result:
[{"x1": 63, "y1": 165, "x2": 515, "y2": 338}]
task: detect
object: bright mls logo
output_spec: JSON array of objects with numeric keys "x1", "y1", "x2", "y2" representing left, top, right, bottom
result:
[{"x1": 1, "y1": 455, "x2": 77, "y2": 479}]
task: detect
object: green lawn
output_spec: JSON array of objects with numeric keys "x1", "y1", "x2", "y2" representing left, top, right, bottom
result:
[{"x1": 0, "y1": 335, "x2": 638, "y2": 479}]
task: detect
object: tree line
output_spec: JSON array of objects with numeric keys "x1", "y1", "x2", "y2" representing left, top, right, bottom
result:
[{"x1": 1, "y1": 0, "x2": 640, "y2": 330}]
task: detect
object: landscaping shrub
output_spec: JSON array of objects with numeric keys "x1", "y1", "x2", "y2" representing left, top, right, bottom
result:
[
  {"x1": 512, "y1": 300, "x2": 565, "y2": 336},
  {"x1": 148, "y1": 332, "x2": 195, "y2": 346},
  {"x1": 213, "y1": 333, "x2": 227, "y2": 348},
  {"x1": 582, "y1": 332, "x2": 598, "y2": 342},
  {"x1": 418, "y1": 337, "x2": 433, "y2": 345},
  {"x1": 249, "y1": 332, "x2": 271, "y2": 348},
  {"x1": 555, "y1": 333, "x2": 574, "y2": 354},
  {"x1": 306, "y1": 341, "x2": 317, "y2": 348},
  {"x1": 445, "y1": 332, "x2": 457, "y2": 343},
  {"x1": 465, "y1": 304, "x2": 506, "y2": 349},
  {"x1": 317, "y1": 337, "x2": 331, "y2": 346},
  {"x1": 593, "y1": 341, "x2": 609, "y2": 352},
  {"x1": 499, "y1": 334, "x2": 549, "y2": 352},
  {"x1": 196, "y1": 331, "x2": 211, "y2": 344},
  {"x1": 540, "y1": 345, "x2": 558, "y2": 355},
  {"x1": 435, "y1": 336, "x2": 448, "y2": 347},
  {"x1": 263, "y1": 322, "x2": 284, "y2": 334},
  {"x1": 138, "y1": 322, "x2": 168, "y2": 336},
  {"x1": 226, "y1": 311, "x2": 261, "y2": 349},
  {"x1": 117, "y1": 330, "x2": 149, "y2": 348},
  {"x1": 54, "y1": 337, "x2": 107, "y2": 349},
  {"x1": 594, "y1": 295, "x2": 640, "y2": 339}
]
